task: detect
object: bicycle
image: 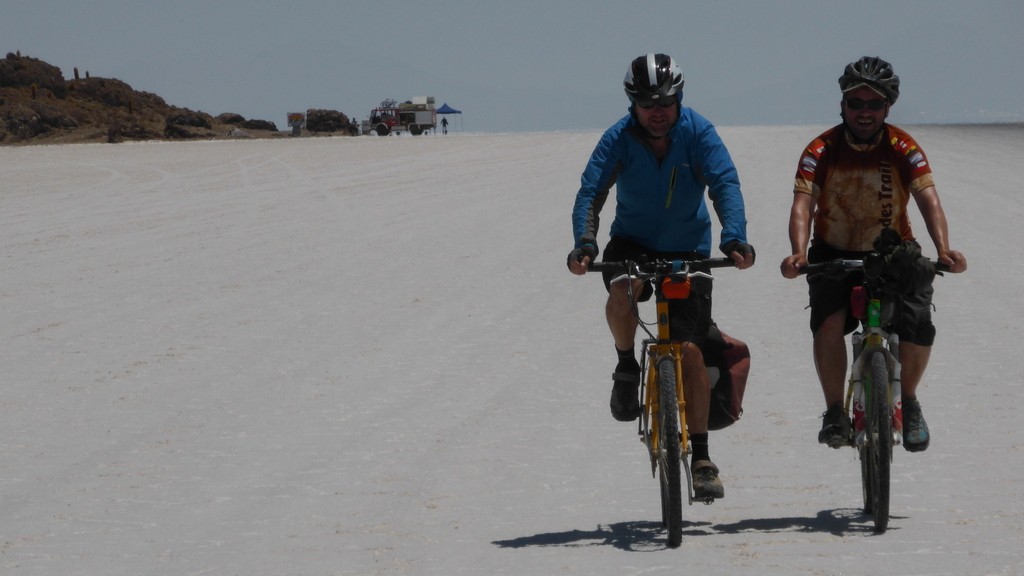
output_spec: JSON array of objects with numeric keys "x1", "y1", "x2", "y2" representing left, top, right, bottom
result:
[
  {"x1": 590, "y1": 257, "x2": 735, "y2": 548},
  {"x1": 802, "y1": 254, "x2": 947, "y2": 532}
]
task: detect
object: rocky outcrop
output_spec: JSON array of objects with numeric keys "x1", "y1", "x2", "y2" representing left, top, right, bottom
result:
[
  {"x1": 241, "y1": 119, "x2": 277, "y2": 131},
  {"x1": 305, "y1": 108, "x2": 356, "y2": 134},
  {"x1": 0, "y1": 52, "x2": 67, "y2": 97},
  {"x1": 0, "y1": 51, "x2": 289, "y2": 144}
]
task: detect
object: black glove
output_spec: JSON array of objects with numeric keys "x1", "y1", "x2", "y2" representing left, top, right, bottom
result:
[
  {"x1": 721, "y1": 241, "x2": 756, "y2": 263},
  {"x1": 567, "y1": 244, "x2": 598, "y2": 270}
]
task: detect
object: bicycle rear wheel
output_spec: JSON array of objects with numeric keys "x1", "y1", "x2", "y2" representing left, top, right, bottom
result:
[
  {"x1": 859, "y1": 350, "x2": 892, "y2": 532},
  {"x1": 656, "y1": 356, "x2": 683, "y2": 548}
]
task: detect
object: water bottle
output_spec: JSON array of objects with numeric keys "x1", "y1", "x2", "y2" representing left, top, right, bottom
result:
[{"x1": 868, "y1": 300, "x2": 881, "y2": 326}]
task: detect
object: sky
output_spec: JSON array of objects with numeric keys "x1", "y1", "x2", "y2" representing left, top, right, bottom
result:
[{"x1": 3, "y1": 0, "x2": 1023, "y2": 132}]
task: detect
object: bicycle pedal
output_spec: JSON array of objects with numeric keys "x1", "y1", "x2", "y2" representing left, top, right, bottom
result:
[{"x1": 826, "y1": 437, "x2": 850, "y2": 449}]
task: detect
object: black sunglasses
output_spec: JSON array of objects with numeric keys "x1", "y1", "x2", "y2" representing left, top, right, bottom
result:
[
  {"x1": 636, "y1": 98, "x2": 676, "y2": 109},
  {"x1": 844, "y1": 97, "x2": 887, "y2": 111}
]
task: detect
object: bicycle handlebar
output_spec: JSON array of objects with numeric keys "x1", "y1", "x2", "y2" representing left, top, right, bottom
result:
[
  {"x1": 798, "y1": 257, "x2": 951, "y2": 276},
  {"x1": 798, "y1": 258, "x2": 866, "y2": 276},
  {"x1": 589, "y1": 257, "x2": 736, "y2": 277}
]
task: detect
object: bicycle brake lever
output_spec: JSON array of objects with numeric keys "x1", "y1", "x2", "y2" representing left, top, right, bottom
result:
[{"x1": 688, "y1": 271, "x2": 715, "y2": 281}]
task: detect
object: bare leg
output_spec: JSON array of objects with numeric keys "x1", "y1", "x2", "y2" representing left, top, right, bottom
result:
[
  {"x1": 605, "y1": 279, "x2": 644, "y2": 422},
  {"x1": 606, "y1": 279, "x2": 642, "y2": 351},
  {"x1": 813, "y1": 310, "x2": 849, "y2": 407},
  {"x1": 898, "y1": 342, "x2": 931, "y2": 399}
]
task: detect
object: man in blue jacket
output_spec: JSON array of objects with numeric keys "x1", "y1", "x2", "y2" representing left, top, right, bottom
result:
[{"x1": 568, "y1": 53, "x2": 754, "y2": 499}]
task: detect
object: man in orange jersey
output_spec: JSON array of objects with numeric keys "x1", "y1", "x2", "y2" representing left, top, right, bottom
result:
[{"x1": 780, "y1": 56, "x2": 967, "y2": 452}]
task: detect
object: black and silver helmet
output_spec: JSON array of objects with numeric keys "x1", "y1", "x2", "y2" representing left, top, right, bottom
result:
[
  {"x1": 839, "y1": 56, "x2": 900, "y2": 104},
  {"x1": 624, "y1": 53, "x2": 684, "y2": 104}
]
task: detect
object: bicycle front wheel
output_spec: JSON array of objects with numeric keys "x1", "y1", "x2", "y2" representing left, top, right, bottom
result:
[
  {"x1": 860, "y1": 349, "x2": 892, "y2": 532},
  {"x1": 656, "y1": 356, "x2": 684, "y2": 548}
]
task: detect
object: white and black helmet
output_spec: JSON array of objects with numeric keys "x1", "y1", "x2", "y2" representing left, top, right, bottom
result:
[
  {"x1": 624, "y1": 53, "x2": 684, "y2": 104},
  {"x1": 839, "y1": 56, "x2": 900, "y2": 104}
]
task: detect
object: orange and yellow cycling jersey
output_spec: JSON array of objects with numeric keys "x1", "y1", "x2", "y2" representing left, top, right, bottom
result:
[{"x1": 794, "y1": 124, "x2": 934, "y2": 252}]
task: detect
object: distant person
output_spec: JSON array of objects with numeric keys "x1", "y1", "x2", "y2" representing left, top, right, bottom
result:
[
  {"x1": 567, "y1": 53, "x2": 755, "y2": 500},
  {"x1": 780, "y1": 56, "x2": 967, "y2": 451},
  {"x1": 441, "y1": 117, "x2": 449, "y2": 134}
]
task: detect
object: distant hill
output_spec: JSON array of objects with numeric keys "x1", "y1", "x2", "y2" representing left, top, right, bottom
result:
[{"x1": 0, "y1": 51, "x2": 354, "y2": 145}]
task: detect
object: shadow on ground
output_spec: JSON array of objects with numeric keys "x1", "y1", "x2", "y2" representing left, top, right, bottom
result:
[
  {"x1": 492, "y1": 520, "x2": 709, "y2": 552},
  {"x1": 492, "y1": 508, "x2": 896, "y2": 551}
]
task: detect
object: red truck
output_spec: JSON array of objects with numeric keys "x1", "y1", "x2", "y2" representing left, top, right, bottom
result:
[{"x1": 361, "y1": 97, "x2": 437, "y2": 136}]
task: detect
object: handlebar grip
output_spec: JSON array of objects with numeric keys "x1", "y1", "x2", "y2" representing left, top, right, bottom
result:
[
  {"x1": 588, "y1": 261, "x2": 627, "y2": 273},
  {"x1": 798, "y1": 259, "x2": 863, "y2": 275},
  {"x1": 698, "y1": 257, "x2": 741, "y2": 269}
]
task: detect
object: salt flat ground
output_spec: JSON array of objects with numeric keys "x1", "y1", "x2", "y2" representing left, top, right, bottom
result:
[{"x1": 2, "y1": 124, "x2": 1022, "y2": 575}]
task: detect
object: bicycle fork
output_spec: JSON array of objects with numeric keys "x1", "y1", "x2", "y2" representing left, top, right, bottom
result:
[
  {"x1": 644, "y1": 344, "x2": 688, "y2": 455},
  {"x1": 847, "y1": 302, "x2": 904, "y2": 446}
]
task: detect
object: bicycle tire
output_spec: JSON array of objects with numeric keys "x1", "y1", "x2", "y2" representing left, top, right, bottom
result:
[
  {"x1": 860, "y1": 437, "x2": 873, "y2": 514},
  {"x1": 860, "y1": 349, "x2": 892, "y2": 532},
  {"x1": 656, "y1": 356, "x2": 684, "y2": 548}
]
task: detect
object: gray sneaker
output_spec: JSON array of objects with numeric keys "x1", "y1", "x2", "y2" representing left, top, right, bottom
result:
[
  {"x1": 692, "y1": 460, "x2": 724, "y2": 500},
  {"x1": 903, "y1": 397, "x2": 930, "y2": 452}
]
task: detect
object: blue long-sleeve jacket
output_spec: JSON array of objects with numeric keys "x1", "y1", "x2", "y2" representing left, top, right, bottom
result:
[{"x1": 571, "y1": 108, "x2": 748, "y2": 256}]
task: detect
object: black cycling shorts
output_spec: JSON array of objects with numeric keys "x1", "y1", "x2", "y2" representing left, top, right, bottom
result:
[
  {"x1": 601, "y1": 236, "x2": 713, "y2": 346},
  {"x1": 807, "y1": 242, "x2": 936, "y2": 346}
]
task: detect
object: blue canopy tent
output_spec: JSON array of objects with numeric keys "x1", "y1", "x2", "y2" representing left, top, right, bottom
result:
[{"x1": 436, "y1": 102, "x2": 462, "y2": 132}]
